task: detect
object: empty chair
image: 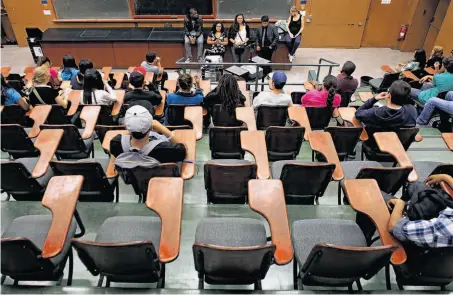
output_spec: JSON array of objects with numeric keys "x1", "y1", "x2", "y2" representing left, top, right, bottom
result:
[
  {"x1": 40, "y1": 125, "x2": 95, "y2": 159},
  {"x1": 369, "y1": 72, "x2": 400, "y2": 93},
  {"x1": 72, "y1": 178, "x2": 183, "y2": 288},
  {"x1": 290, "y1": 91, "x2": 305, "y2": 105},
  {"x1": 362, "y1": 127, "x2": 419, "y2": 162},
  {"x1": 209, "y1": 127, "x2": 247, "y2": 159},
  {"x1": 204, "y1": 159, "x2": 257, "y2": 204},
  {"x1": 212, "y1": 104, "x2": 242, "y2": 126},
  {"x1": 305, "y1": 107, "x2": 332, "y2": 130},
  {"x1": 271, "y1": 161, "x2": 335, "y2": 204},
  {"x1": 50, "y1": 159, "x2": 119, "y2": 202},
  {"x1": 1, "y1": 176, "x2": 84, "y2": 286},
  {"x1": 265, "y1": 126, "x2": 305, "y2": 161},
  {"x1": 315, "y1": 126, "x2": 362, "y2": 161},
  {"x1": 1, "y1": 124, "x2": 39, "y2": 158},
  {"x1": 256, "y1": 106, "x2": 288, "y2": 130},
  {"x1": 0, "y1": 104, "x2": 29, "y2": 125},
  {"x1": 292, "y1": 219, "x2": 395, "y2": 290}
]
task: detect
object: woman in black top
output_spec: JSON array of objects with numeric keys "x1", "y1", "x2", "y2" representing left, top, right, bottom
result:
[
  {"x1": 426, "y1": 46, "x2": 444, "y2": 69},
  {"x1": 207, "y1": 22, "x2": 228, "y2": 57},
  {"x1": 71, "y1": 59, "x2": 94, "y2": 90},
  {"x1": 27, "y1": 66, "x2": 69, "y2": 110},
  {"x1": 285, "y1": 6, "x2": 304, "y2": 62},
  {"x1": 202, "y1": 74, "x2": 246, "y2": 127},
  {"x1": 228, "y1": 14, "x2": 250, "y2": 63}
]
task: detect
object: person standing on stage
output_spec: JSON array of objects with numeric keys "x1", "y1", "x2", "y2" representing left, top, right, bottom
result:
[
  {"x1": 286, "y1": 6, "x2": 304, "y2": 62},
  {"x1": 207, "y1": 22, "x2": 228, "y2": 57},
  {"x1": 184, "y1": 7, "x2": 204, "y2": 63},
  {"x1": 255, "y1": 15, "x2": 279, "y2": 77},
  {"x1": 229, "y1": 14, "x2": 250, "y2": 63}
]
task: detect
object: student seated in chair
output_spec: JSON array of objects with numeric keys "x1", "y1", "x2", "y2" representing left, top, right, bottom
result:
[
  {"x1": 28, "y1": 66, "x2": 70, "y2": 110},
  {"x1": 81, "y1": 69, "x2": 116, "y2": 106},
  {"x1": 355, "y1": 80, "x2": 417, "y2": 129},
  {"x1": 140, "y1": 52, "x2": 168, "y2": 89},
  {"x1": 124, "y1": 70, "x2": 162, "y2": 112},
  {"x1": 71, "y1": 59, "x2": 93, "y2": 90},
  {"x1": 1, "y1": 75, "x2": 29, "y2": 110},
  {"x1": 252, "y1": 71, "x2": 292, "y2": 109},
  {"x1": 301, "y1": 74, "x2": 341, "y2": 108},
  {"x1": 395, "y1": 49, "x2": 426, "y2": 72},
  {"x1": 416, "y1": 91, "x2": 453, "y2": 125},
  {"x1": 110, "y1": 105, "x2": 187, "y2": 163},
  {"x1": 337, "y1": 61, "x2": 359, "y2": 95},
  {"x1": 388, "y1": 174, "x2": 453, "y2": 248},
  {"x1": 410, "y1": 56, "x2": 453, "y2": 105}
]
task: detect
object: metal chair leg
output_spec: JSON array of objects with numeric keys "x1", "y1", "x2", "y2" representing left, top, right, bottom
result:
[
  {"x1": 198, "y1": 273, "x2": 204, "y2": 289},
  {"x1": 254, "y1": 280, "x2": 262, "y2": 290},
  {"x1": 115, "y1": 180, "x2": 119, "y2": 203},
  {"x1": 74, "y1": 209, "x2": 86, "y2": 238},
  {"x1": 441, "y1": 285, "x2": 446, "y2": 291},
  {"x1": 106, "y1": 277, "x2": 111, "y2": 287},
  {"x1": 97, "y1": 275, "x2": 104, "y2": 287},
  {"x1": 5, "y1": 193, "x2": 11, "y2": 201},
  {"x1": 13, "y1": 279, "x2": 18, "y2": 286},
  {"x1": 1, "y1": 275, "x2": 6, "y2": 285},
  {"x1": 67, "y1": 248, "x2": 74, "y2": 286},
  {"x1": 337, "y1": 183, "x2": 342, "y2": 205},
  {"x1": 356, "y1": 279, "x2": 363, "y2": 291},
  {"x1": 348, "y1": 284, "x2": 353, "y2": 292},
  {"x1": 293, "y1": 259, "x2": 298, "y2": 290},
  {"x1": 159, "y1": 263, "x2": 166, "y2": 288},
  {"x1": 397, "y1": 282, "x2": 404, "y2": 290},
  {"x1": 385, "y1": 264, "x2": 391, "y2": 290},
  {"x1": 311, "y1": 150, "x2": 315, "y2": 162}
]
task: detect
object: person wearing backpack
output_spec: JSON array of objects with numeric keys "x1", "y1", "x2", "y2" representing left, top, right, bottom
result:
[
  {"x1": 110, "y1": 105, "x2": 186, "y2": 163},
  {"x1": 387, "y1": 174, "x2": 453, "y2": 248}
]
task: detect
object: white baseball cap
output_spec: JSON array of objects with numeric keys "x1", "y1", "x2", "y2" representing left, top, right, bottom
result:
[{"x1": 124, "y1": 105, "x2": 153, "y2": 134}]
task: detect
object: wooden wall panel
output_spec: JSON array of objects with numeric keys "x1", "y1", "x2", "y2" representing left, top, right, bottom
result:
[
  {"x1": 435, "y1": 1, "x2": 453, "y2": 54},
  {"x1": 423, "y1": 0, "x2": 451, "y2": 53},
  {"x1": 149, "y1": 43, "x2": 185, "y2": 69},
  {"x1": 113, "y1": 42, "x2": 149, "y2": 68},
  {"x1": 75, "y1": 43, "x2": 115, "y2": 68}
]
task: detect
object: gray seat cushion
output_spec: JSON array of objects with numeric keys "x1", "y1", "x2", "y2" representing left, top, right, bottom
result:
[
  {"x1": 291, "y1": 219, "x2": 366, "y2": 270},
  {"x1": 369, "y1": 78, "x2": 384, "y2": 89},
  {"x1": 15, "y1": 157, "x2": 54, "y2": 187},
  {"x1": 195, "y1": 217, "x2": 267, "y2": 247},
  {"x1": 2, "y1": 215, "x2": 77, "y2": 266},
  {"x1": 95, "y1": 216, "x2": 161, "y2": 254},
  {"x1": 78, "y1": 129, "x2": 94, "y2": 152},
  {"x1": 206, "y1": 159, "x2": 251, "y2": 165},
  {"x1": 271, "y1": 160, "x2": 313, "y2": 179},
  {"x1": 411, "y1": 161, "x2": 445, "y2": 182}
]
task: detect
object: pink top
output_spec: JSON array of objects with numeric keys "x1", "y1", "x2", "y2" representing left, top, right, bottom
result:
[
  {"x1": 49, "y1": 68, "x2": 58, "y2": 79},
  {"x1": 301, "y1": 90, "x2": 341, "y2": 108}
]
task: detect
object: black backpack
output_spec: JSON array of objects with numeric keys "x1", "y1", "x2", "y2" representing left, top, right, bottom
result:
[{"x1": 406, "y1": 188, "x2": 453, "y2": 221}]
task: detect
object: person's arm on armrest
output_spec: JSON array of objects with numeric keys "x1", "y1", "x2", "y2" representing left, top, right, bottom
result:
[
  {"x1": 151, "y1": 120, "x2": 179, "y2": 144},
  {"x1": 18, "y1": 97, "x2": 30, "y2": 111},
  {"x1": 387, "y1": 199, "x2": 406, "y2": 232},
  {"x1": 426, "y1": 174, "x2": 453, "y2": 190},
  {"x1": 355, "y1": 92, "x2": 385, "y2": 121}
]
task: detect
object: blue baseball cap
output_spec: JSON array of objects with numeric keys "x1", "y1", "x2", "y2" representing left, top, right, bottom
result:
[{"x1": 272, "y1": 71, "x2": 287, "y2": 85}]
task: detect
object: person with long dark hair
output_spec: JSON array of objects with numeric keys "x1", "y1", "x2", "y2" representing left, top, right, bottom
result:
[
  {"x1": 60, "y1": 54, "x2": 79, "y2": 81},
  {"x1": 71, "y1": 59, "x2": 93, "y2": 90},
  {"x1": 396, "y1": 49, "x2": 426, "y2": 72},
  {"x1": 285, "y1": 6, "x2": 304, "y2": 62},
  {"x1": 228, "y1": 14, "x2": 250, "y2": 63},
  {"x1": 202, "y1": 74, "x2": 246, "y2": 126},
  {"x1": 301, "y1": 75, "x2": 341, "y2": 108},
  {"x1": 1, "y1": 74, "x2": 29, "y2": 110},
  {"x1": 207, "y1": 22, "x2": 228, "y2": 56},
  {"x1": 81, "y1": 69, "x2": 116, "y2": 105},
  {"x1": 184, "y1": 7, "x2": 204, "y2": 62}
]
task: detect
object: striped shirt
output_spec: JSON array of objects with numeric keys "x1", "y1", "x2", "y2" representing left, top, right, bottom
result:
[{"x1": 392, "y1": 207, "x2": 453, "y2": 248}]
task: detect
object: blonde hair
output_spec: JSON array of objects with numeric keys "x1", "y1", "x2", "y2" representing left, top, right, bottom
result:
[
  {"x1": 432, "y1": 46, "x2": 444, "y2": 56},
  {"x1": 33, "y1": 66, "x2": 50, "y2": 84}
]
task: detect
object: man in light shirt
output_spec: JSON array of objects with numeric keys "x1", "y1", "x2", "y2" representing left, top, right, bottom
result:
[{"x1": 252, "y1": 71, "x2": 292, "y2": 109}]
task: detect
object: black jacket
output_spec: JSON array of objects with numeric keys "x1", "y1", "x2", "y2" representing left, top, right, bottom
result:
[
  {"x1": 228, "y1": 24, "x2": 250, "y2": 43},
  {"x1": 255, "y1": 24, "x2": 279, "y2": 50},
  {"x1": 184, "y1": 16, "x2": 203, "y2": 37}
]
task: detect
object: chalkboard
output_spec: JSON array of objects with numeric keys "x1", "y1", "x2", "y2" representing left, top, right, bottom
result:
[
  {"x1": 216, "y1": 0, "x2": 293, "y2": 19},
  {"x1": 134, "y1": 0, "x2": 214, "y2": 16},
  {"x1": 53, "y1": 0, "x2": 131, "y2": 19}
]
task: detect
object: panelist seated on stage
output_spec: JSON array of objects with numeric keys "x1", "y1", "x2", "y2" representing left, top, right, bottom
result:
[
  {"x1": 1, "y1": 75, "x2": 29, "y2": 110},
  {"x1": 81, "y1": 69, "x2": 116, "y2": 106},
  {"x1": 184, "y1": 7, "x2": 204, "y2": 62},
  {"x1": 125, "y1": 70, "x2": 162, "y2": 111},
  {"x1": 110, "y1": 105, "x2": 187, "y2": 163},
  {"x1": 140, "y1": 51, "x2": 168, "y2": 88},
  {"x1": 301, "y1": 75, "x2": 341, "y2": 108},
  {"x1": 253, "y1": 71, "x2": 292, "y2": 109},
  {"x1": 71, "y1": 59, "x2": 94, "y2": 90},
  {"x1": 28, "y1": 66, "x2": 70, "y2": 111},
  {"x1": 355, "y1": 80, "x2": 417, "y2": 130}
]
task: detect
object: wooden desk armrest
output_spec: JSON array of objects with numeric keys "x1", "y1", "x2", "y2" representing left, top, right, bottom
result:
[
  {"x1": 304, "y1": 81, "x2": 315, "y2": 90},
  {"x1": 127, "y1": 67, "x2": 135, "y2": 73},
  {"x1": 60, "y1": 81, "x2": 71, "y2": 89},
  {"x1": 442, "y1": 133, "x2": 453, "y2": 151},
  {"x1": 23, "y1": 66, "x2": 35, "y2": 75},
  {"x1": 381, "y1": 65, "x2": 396, "y2": 73},
  {"x1": 184, "y1": 106, "x2": 203, "y2": 140},
  {"x1": 415, "y1": 132, "x2": 423, "y2": 142},
  {"x1": 248, "y1": 179, "x2": 293, "y2": 265},
  {"x1": 41, "y1": 176, "x2": 84, "y2": 259},
  {"x1": 343, "y1": 179, "x2": 407, "y2": 265},
  {"x1": 374, "y1": 132, "x2": 418, "y2": 182},
  {"x1": 145, "y1": 72, "x2": 154, "y2": 84},
  {"x1": 424, "y1": 67, "x2": 435, "y2": 75},
  {"x1": 113, "y1": 72, "x2": 125, "y2": 89},
  {"x1": 67, "y1": 90, "x2": 82, "y2": 116},
  {"x1": 28, "y1": 105, "x2": 52, "y2": 138},
  {"x1": 243, "y1": 92, "x2": 251, "y2": 107},
  {"x1": 172, "y1": 129, "x2": 196, "y2": 180},
  {"x1": 146, "y1": 177, "x2": 184, "y2": 263},
  {"x1": 338, "y1": 107, "x2": 368, "y2": 141},
  {"x1": 308, "y1": 132, "x2": 344, "y2": 181},
  {"x1": 164, "y1": 80, "x2": 177, "y2": 93},
  {"x1": 235, "y1": 107, "x2": 257, "y2": 131},
  {"x1": 238, "y1": 80, "x2": 247, "y2": 93},
  {"x1": 111, "y1": 90, "x2": 125, "y2": 116},
  {"x1": 24, "y1": 73, "x2": 34, "y2": 88},
  {"x1": 359, "y1": 92, "x2": 374, "y2": 102},
  {"x1": 240, "y1": 130, "x2": 270, "y2": 179},
  {"x1": 80, "y1": 106, "x2": 101, "y2": 139},
  {"x1": 102, "y1": 67, "x2": 112, "y2": 80},
  {"x1": 155, "y1": 90, "x2": 166, "y2": 116},
  {"x1": 288, "y1": 107, "x2": 311, "y2": 141},
  {"x1": 199, "y1": 80, "x2": 211, "y2": 96},
  {"x1": 102, "y1": 130, "x2": 130, "y2": 151},
  {"x1": 1, "y1": 66, "x2": 11, "y2": 77},
  {"x1": 32, "y1": 129, "x2": 64, "y2": 178},
  {"x1": 402, "y1": 71, "x2": 420, "y2": 81}
]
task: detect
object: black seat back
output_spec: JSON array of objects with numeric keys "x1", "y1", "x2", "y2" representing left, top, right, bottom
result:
[
  {"x1": 40, "y1": 124, "x2": 86, "y2": 155},
  {"x1": 204, "y1": 162, "x2": 257, "y2": 204},
  {"x1": 193, "y1": 243, "x2": 275, "y2": 285},
  {"x1": 364, "y1": 127, "x2": 419, "y2": 152},
  {"x1": 167, "y1": 105, "x2": 192, "y2": 126},
  {"x1": 265, "y1": 127, "x2": 305, "y2": 161},
  {"x1": 280, "y1": 163, "x2": 335, "y2": 204},
  {"x1": 301, "y1": 244, "x2": 395, "y2": 286},
  {"x1": 78, "y1": 104, "x2": 115, "y2": 125},
  {"x1": 209, "y1": 127, "x2": 247, "y2": 159},
  {"x1": 305, "y1": 107, "x2": 332, "y2": 130},
  {"x1": 380, "y1": 73, "x2": 400, "y2": 91},
  {"x1": 1, "y1": 124, "x2": 39, "y2": 158},
  {"x1": 95, "y1": 125, "x2": 127, "y2": 147},
  {"x1": 0, "y1": 105, "x2": 28, "y2": 125},
  {"x1": 290, "y1": 92, "x2": 306, "y2": 105},
  {"x1": 339, "y1": 92, "x2": 354, "y2": 108},
  {"x1": 212, "y1": 104, "x2": 242, "y2": 127},
  {"x1": 50, "y1": 161, "x2": 114, "y2": 202},
  {"x1": 256, "y1": 106, "x2": 288, "y2": 130},
  {"x1": 47, "y1": 105, "x2": 70, "y2": 124},
  {"x1": 325, "y1": 126, "x2": 362, "y2": 160},
  {"x1": 430, "y1": 164, "x2": 453, "y2": 177},
  {"x1": 356, "y1": 167, "x2": 413, "y2": 195},
  {"x1": 0, "y1": 161, "x2": 44, "y2": 200},
  {"x1": 72, "y1": 240, "x2": 161, "y2": 282}
]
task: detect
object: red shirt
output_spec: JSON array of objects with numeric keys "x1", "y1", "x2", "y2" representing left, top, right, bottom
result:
[{"x1": 301, "y1": 90, "x2": 341, "y2": 108}]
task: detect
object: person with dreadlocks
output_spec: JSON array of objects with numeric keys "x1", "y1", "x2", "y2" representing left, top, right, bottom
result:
[{"x1": 202, "y1": 74, "x2": 246, "y2": 127}]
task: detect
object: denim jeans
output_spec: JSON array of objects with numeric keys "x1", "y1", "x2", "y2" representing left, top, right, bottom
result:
[
  {"x1": 286, "y1": 34, "x2": 301, "y2": 56},
  {"x1": 184, "y1": 33, "x2": 204, "y2": 59},
  {"x1": 417, "y1": 91, "x2": 453, "y2": 125},
  {"x1": 410, "y1": 82, "x2": 434, "y2": 102},
  {"x1": 231, "y1": 46, "x2": 247, "y2": 63}
]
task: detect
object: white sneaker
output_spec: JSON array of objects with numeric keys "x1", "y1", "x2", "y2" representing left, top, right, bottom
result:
[
  {"x1": 289, "y1": 55, "x2": 294, "y2": 63},
  {"x1": 185, "y1": 58, "x2": 192, "y2": 63}
]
